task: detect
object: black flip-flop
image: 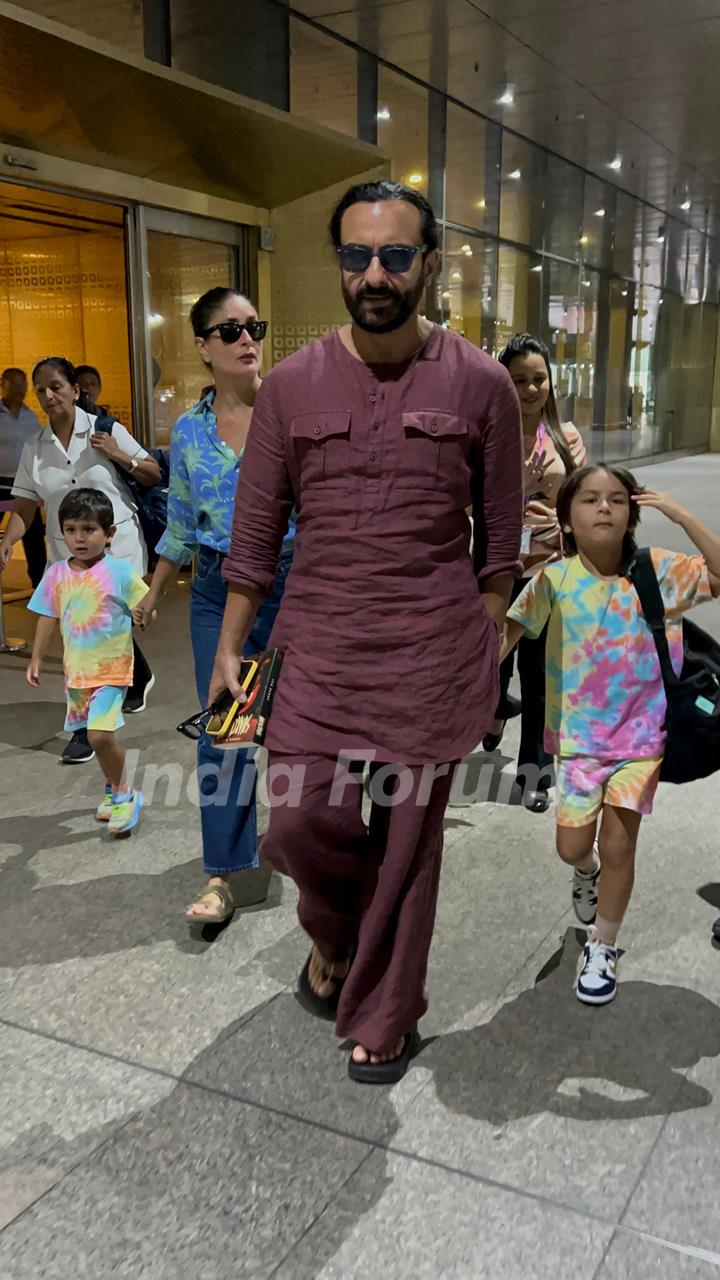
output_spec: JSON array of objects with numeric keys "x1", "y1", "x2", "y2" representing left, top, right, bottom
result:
[
  {"x1": 297, "y1": 952, "x2": 348, "y2": 1021},
  {"x1": 347, "y1": 1029, "x2": 418, "y2": 1085}
]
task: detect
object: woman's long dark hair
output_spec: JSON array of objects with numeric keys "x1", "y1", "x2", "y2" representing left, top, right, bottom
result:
[
  {"x1": 498, "y1": 333, "x2": 575, "y2": 475},
  {"x1": 556, "y1": 464, "x2": 642, "y2": 567}
]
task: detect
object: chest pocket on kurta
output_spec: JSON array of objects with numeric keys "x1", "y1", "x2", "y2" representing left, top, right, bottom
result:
[
  {"x1": 289, "y1": 412, "x2": 352, "y2": 486},
  {"x1": 397, "y1": 411, "x2": 470, "y2": 490}
]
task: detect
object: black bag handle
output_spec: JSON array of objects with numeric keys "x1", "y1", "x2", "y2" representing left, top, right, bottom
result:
[{"x1": 628, "y1": 548, "x2": 678, "y2": 690}]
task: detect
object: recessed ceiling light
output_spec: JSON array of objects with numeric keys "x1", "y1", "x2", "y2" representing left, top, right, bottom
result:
[
  {"x1": 657, "y1": 233, "x2": 665, "y2": 243},
  {"x1": 680, "y1": 199, "x2": 691, "y2": 211},
  {"x1": 476, "y1": 198, "x2": 486, "y2": 209},
  {"x1": 407, "y1": 172, "x2": 423, "y2": 185},
  {"x1": 594, "y1": 208, "x2": 606, "y2": 218},
  {"x1": 461, "y1": 244, "x2": 473, "y2": 255},
  {"x1": 582, "y1": 279, "x2": 591, "y2": 286},
  {"x1": 608, "y1": 156, "x2": 622, "y2": 171},
  {"x1": 376, "y1": 106, "x2": 391, "y2": 121},
  {"x1": 497, "y1": 87, "x2": 515, "y2": 106},
  {"x1": 621, "y1": 289, "x2": 628, "y2": 296},
  {"x1": 451, "y1": 271, "x2": 462, "y2": 281},
  {"x1": 530, "y1": 264, "x2": 542, "y2": 273},
  {"x1": 507, "y1": 169, "x2": 522, "y2": 181},
  {"x1": 442, "y1": 290, "x2": 451, "y2": 299},
  {"x1": 579, "y1": 235, "x2": 588, "y2": 245}
]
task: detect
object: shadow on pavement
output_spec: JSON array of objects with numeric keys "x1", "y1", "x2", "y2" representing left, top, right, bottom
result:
[
  {"x1": 421, "y1": 927, "x2": 720, "y2": 1124},
  {"x1": 0, "y1": 808, "x2": 276, "y2": 967}
]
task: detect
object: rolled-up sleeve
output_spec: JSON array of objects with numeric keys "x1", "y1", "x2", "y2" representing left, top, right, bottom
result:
[
  {"x1": 222, "y1": 379, "x2": 294, "y2": 596},
  {"x1": 11, "y1": 440, "x2": 39, "y2": 501},
  {"x1": 155, "y1": 428, "x2": 196, "y2": 562},
  {"x1": 110, "y1": 422, "x2": 149, "y2": 462},
  {"x1": 473, "y1": 372, "x2": 524, "y2": 583}
]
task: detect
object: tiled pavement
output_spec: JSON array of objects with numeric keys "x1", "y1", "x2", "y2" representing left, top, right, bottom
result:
[{"x1": 1, "y1": 456, "x2": 720, "y2": 1278}]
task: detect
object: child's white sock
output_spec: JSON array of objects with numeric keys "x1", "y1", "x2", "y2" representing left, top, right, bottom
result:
[
  {"x1": 575, "y1": 843, "x2": 600, "y2": 876},
  {"x1": 590, "y1": 916, "x2": 620, "y2": 947}
]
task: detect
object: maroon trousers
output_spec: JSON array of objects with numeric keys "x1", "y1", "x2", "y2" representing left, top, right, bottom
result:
[{"x1": 261, "y1": 752, "x2": 457, "y2": 1054}]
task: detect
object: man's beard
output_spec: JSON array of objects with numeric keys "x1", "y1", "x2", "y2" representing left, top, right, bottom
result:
[{"x1": 342, "y1": 277, "x2": 426, "y2": 334}]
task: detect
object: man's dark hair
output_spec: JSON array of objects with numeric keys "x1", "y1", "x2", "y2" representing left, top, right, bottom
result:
[
  {"x1": 329, "y1": 180, "x2": 439, "y2": 252},
  {"x1": 76, "y1": 364, "x2": 101, "y2": 386},
  {"x1": 1, "y1": 367, "x2": 25, "y2": 382},
  {"x1": 59, "y1": 487, "x2": 115, "y2": 533}
]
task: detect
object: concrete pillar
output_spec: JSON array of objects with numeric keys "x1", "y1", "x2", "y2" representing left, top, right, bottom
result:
[{"x1": 171, "y1": 0, "x2": 290, "y2": 111}]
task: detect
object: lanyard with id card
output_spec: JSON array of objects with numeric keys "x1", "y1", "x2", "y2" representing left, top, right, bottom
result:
[{"x1": 521, "y1": 422, "x2": 547, "y2": 557}]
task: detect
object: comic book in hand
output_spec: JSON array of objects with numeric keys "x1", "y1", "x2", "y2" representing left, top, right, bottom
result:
[{"x1": 205, "y1": 649, "x2": 283, "y2": 749}]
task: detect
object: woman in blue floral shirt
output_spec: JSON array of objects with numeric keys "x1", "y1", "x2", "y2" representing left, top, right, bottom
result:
[{"x1": 139, "y1": 287, "x2": 294, "y2": 924}]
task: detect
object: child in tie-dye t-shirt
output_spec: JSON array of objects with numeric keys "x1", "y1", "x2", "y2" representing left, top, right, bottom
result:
[
  {"x1": 27, "y1": 488, "x2": 150, "y2": 836},
  {"x1": 502, "y1": 465, "x2": 720, "y2": 1007}
]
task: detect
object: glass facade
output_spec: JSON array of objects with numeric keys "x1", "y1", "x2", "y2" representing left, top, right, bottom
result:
[
  {"x1": 8, "y1": 2, "x2": 720, "y2": 462},
  {"x1": 286, "y1": 18, "x2": 720, "y2": 463},
  {"x1": 289, "y1": 16, "x2": 357, "y2": 138},
  {"x1": 376, "y1": 69, "x2": 429, "y2": 197}
]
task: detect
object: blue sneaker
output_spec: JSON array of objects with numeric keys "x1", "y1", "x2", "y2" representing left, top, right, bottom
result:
[
  {"x1": 576, "y1": 939, "x2": 618, "y2": 1005},
  {"x1": 108, "y1": 790, "x2": 144, "y2": 836}
]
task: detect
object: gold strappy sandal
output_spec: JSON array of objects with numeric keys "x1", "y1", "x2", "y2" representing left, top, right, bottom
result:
[{"x1": 185, "y1": 880, "x2": 235, "y2": 924}]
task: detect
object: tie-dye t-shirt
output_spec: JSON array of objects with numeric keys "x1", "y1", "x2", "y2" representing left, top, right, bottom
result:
[
  {"x1": 507, "y1": 549, "x2": 713, "y2": 759},
  {"x1": 29, "y1": 557, "x2": 148, "y2": 689}
]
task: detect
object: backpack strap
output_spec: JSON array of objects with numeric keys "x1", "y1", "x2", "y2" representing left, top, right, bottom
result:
[{"x1": 628, "y1": 547, "x2": 677, "y2": 688}]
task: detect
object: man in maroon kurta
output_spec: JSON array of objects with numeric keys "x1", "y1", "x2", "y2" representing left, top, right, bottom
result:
[{"x1": 210, "y1": 180, "x2": 523, "y2": 1083}]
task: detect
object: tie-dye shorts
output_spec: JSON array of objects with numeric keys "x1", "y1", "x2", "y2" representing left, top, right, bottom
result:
[
  {"x1": 64, "y1": 685, "x2": 127, "y2": 733},
  {"x1": 555, "y1": 755, "x2": 663, "y2": 828}
]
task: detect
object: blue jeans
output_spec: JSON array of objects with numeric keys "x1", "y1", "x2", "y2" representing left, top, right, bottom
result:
[{"x1": 190, "y1": 545, "x2": 292, "y2": 875}]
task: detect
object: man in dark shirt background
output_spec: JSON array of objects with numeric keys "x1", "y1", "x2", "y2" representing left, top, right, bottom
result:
[{"x1": 210, "y1": 181, "x2": 523, "y2": 1084}]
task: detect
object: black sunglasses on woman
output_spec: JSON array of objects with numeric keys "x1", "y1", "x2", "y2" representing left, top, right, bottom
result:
[{"x1": 202, "y1": 319, "x2": 269, "y2": 343}]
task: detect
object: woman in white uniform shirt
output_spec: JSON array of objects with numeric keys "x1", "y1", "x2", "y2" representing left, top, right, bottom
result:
[{"x1": 0, "y1": 357, "x2": 161, "y2": 762}]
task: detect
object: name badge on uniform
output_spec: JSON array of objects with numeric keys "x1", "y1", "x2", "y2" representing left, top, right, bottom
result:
[{"x1": 520, "y1": 526, "x2": 532, "y2": 556}]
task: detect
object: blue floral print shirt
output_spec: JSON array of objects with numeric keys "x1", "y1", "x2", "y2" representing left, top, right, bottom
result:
[{"x1": 156, "y1": 390, "x2": 295, "y2": 561}]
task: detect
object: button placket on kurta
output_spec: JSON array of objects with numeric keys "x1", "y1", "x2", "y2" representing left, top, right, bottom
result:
[{"x1": 224, "y1": 326, "x2": 524, "y2": 763}]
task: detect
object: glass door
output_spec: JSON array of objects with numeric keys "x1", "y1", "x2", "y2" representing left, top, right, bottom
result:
[
  {"x1": 134, "y1": 208, "x2": 252, "y2": 446},
  {"x1": 0, "y1": 181, "x2": 132, "y2": 427}
]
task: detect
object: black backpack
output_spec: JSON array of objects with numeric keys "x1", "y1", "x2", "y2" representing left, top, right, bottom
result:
[
  {"x1": 629, "y1": 547, "x2": 720, "y2": 784},
  {"x1": 93, "y1": 414, "x2": 169, "y2": 570}
]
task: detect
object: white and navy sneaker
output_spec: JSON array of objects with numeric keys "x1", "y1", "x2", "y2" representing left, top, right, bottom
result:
[
  {"x1": 576, "y1": 939, "x2": 618, "y2": 1005},
  {"x1": 572, "y1": 855, "x2": 601, "y2": 926}
]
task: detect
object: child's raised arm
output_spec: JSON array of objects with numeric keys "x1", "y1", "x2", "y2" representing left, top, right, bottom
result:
[
  {"x1": 26, "y1": 616, "x2": 57, "y2": 687},
  {"x1": 634, "y1": 491, "x2": 720, "y2": 594}
]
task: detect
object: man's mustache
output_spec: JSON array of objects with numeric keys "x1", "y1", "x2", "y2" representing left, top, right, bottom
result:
[{"x1": 356, "y1": 286, "x2": 399, "y2": 300}]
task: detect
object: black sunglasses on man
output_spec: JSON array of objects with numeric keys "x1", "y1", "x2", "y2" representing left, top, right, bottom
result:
[{"x1": 336, "y1": 244, "x2": 427, "y2": 274}]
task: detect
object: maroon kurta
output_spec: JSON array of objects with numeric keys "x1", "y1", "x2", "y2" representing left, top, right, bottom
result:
[{"x1": 223, "y1": 325, "x2": 523, "y2": 764}]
